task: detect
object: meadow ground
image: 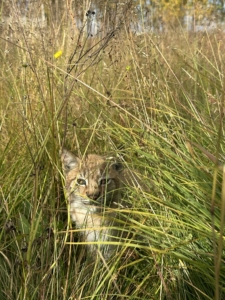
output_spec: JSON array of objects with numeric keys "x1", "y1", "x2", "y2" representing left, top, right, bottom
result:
[{"x1": 0, "y1": 2, "x2": 225, "y2": 299}]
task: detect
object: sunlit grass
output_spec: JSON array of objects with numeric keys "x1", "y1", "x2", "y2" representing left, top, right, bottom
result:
[{"x1": 0, "y1": 1, "x2": 225, "y2": 299}]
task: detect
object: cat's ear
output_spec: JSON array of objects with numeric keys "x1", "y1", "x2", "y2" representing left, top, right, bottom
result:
[
  {"x1": 112, "y1": 162, "x2": 123, "y2": 172},
  {"x1": 106, "y1": 156, "x2": 124, "y2": 172},
  {"x1": 61, "y1": 149, "x2": 80, "y2": 174}
]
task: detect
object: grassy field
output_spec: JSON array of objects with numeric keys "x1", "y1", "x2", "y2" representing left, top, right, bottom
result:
[{"x1": 0, "y1": 1, "x2": 225, "y2": 299}]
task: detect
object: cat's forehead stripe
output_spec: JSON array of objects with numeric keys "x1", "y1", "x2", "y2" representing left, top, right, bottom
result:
[{"x1": 80, "y1": 166, "x2": 102, "y2": 178}]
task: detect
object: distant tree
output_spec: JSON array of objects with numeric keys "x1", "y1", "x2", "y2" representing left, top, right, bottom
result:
[{"x1": 139, "y1": 0, "x2": 218, "y2": 30}]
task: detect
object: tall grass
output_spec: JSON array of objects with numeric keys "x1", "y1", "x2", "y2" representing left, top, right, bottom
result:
[{"x1": 0, "y1": 1, "x2": 225, "y2": 299}]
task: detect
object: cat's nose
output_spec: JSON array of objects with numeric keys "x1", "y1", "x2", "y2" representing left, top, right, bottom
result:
[{"x1": 86, "y1": 191, "x2": 100, "y2": 200}]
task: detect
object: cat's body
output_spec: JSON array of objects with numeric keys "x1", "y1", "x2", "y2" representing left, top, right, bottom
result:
[{"x1": 61, "y1": 149, "x2": 126, "y2": 258}]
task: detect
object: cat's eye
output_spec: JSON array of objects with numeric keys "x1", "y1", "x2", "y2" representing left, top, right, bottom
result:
[
  {"x1": 100, "y1": 178, "x2": 111, "y2": 186},
  {"x1": 77, "y1": 178, "x2": 86, "y2": 186}
]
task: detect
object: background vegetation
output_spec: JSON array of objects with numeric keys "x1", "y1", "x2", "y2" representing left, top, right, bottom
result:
[{"x1": 0, "y1": 0, "x2": 225, "y2": 299}]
